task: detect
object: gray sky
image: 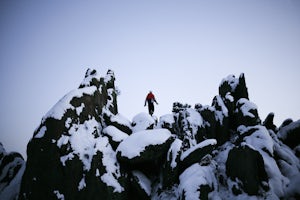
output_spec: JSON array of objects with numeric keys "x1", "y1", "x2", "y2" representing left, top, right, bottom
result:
[{"x1": 1, "y1": 0, "x2": 299, "y2": 158}]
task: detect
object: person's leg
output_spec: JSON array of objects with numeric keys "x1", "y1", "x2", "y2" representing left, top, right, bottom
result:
[{"x1": 149, "y1": 103, "x2": 154, "y2": 115}]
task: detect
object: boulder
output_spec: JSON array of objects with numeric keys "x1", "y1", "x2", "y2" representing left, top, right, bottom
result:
[
  {"x1": 179, "y1": 139, "x2": 217, "y2": 174},
  {"x1": 226, "y1": 144, "x2": 268, "y2": 195},
  {"x1": 277, "y1": 120, "x2": 300, "y2": 149},
  {"x1": 179, "y1": 162, "x2": 218, "y2": 200},
  {"x1": 235, "y1": 98, "x2": 261, "y2": 127},
  {"x1": 116, "y1": 129, "x2": 174, "y2": 175},
  {"x1": 131, "y1": 113, "x2": 155, "y2": 133}
]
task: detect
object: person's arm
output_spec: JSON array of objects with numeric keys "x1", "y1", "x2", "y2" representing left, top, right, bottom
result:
[{"x1": 144, "y1": 98, "x2": 147, "y2": 106}]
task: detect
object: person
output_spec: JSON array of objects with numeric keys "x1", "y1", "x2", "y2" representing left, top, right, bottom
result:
[{"x1": 144, "y1": 91, "x2": 158, "y2": 116}]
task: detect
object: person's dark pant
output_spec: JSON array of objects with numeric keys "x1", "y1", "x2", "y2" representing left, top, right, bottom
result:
[{"x1": 148, "y1": 102, "x2": 154, "y2": 115}]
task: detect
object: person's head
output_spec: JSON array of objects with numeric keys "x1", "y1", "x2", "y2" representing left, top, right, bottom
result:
[{"x1": 149, "y1": 90, "x2": 152, "y2": 94}]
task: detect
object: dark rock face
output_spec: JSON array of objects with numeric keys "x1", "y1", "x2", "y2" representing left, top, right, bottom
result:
[
  {"x1": 277, "y1": 120, "x2": 300, "y2": 149},
  {"x1": 263, "y1": 112, "x2": 277, "y2": 132},
  {"x1": 0, "y1": 143, "x2": 25, "y2": 200},
  {"x1": 226, "y1": 145, "x2": 268, "y2": 195}
]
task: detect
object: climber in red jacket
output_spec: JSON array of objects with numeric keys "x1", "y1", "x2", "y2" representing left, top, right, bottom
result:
[{"x1": 144, "y1": 91, "x2": 158, "y2": 116}]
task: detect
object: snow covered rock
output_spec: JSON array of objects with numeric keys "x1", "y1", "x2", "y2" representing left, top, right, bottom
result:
[
  {"x1": 235, "y1": 98, "x2": 261, "y2": 127},
  {"x1": 226, "y1": 144, "x2": 268, "y2": 195},
  {"x1": 0, "y1": 143, "x2": 25, "y2": 200},
  {"x1": 173, "y1": 107, "x2": 205, "y2": 150},
  {"x1": 102, "y1": 125, "x2": 129, "y2": 150},
  {"x1": 128, "y1": 170, "x2": 152, "y2": 200},
  {"x1": 116, "y1": 129, "x2": 174, "y2": 175},
  {"x1": 131, "y1": 112, "x2": 155, "y2": 133},
  {"x1": 179, "y1": 139, "x2": 217, "y2": 173},
  {"x1": 179, "y1": 162, "x2": 218, "y2": 200},
  {"x1": 14, "y1": 70, "x2": 300, "y2": 200},
  {"x1": 277, "y1": 119, "x2": 300, "y2": 149},
  {"x1": 219, "y1": 73, "x2": 248, "y2": 101},
  {"x1": 19, "y1": 69, "x2": 126, "y2": 200},
  {"x1": 161, "y1": 139, "x2": 182, "y2": 189},
  {"x1": 263, "y1": 112, "x2": 277, "y2": 132}
]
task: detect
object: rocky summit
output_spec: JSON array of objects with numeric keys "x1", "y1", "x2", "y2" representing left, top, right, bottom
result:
[{"x1": 1, "y1": 69, "x2": 299, "y2": 200}]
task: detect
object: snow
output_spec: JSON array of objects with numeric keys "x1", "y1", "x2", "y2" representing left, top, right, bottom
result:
[
  {"x1": 220, "y1": 74, "x2": 239, "y2": 90},
  {"x1": 132, "y1": 112, "x2": 155, "y2": 133},
  {"x1": 167, "y1": 139, "x2": 182, "y2": 168},
  {"x1": 34, "y1": 126, "x2": 47, "y2": 138},
  {"x1": 80, "y1": 68, "x2": 99, "y2": 87},
  {"x1": 132, "y1": 170, "x2": 152, "y2": 196},
  {"x1": 214, "y1": 95, "x2": 228, "y2": 125},
  {"x1": 0, "y1": 163, "x2": 25, "y2": 200},
  {"x1": 43, "y1": 86, "x2": 97, "y2": 121},
  {"x1": 69, "y1": 118, "x2": 100, "y2": 171},
  {"x1": 60, "y1": 153, "x2": 74, "y2": 166},
  {"x1": 240, "y1": 125, "x2": 274, "y2": 156},
  {"x1": 179, "y1": 163, "x2": 218, "y2": 200},
  {"x1": 76, "y1": 103, "x2": 84, "y2": 116},
  {"x1": 102, "y1": 125, "x2": 129, "y2": 142},
  {"x1": 116, "y1": 129, "x2": 172, "y2": 159},
  {"x1": 65, "y1": 117, "x2": 72, "y2": 129},
  {"x1": 78, "y1": 175, "x2": 86, "y2": 191},
  {"x1": 53, "y1": 190, "x2": 65, "y2": 200},
  {"x1": 95, "y1": 136, "x2": 124, "y2": 193},
  {"x1": 180, "y1": 139, "x2": 217, "y2": 161},
  {"x1": 57, "y1": 135, "x2": 69, "y2": 148},
  {"x1": 110, "y1": 113, "x2": 132, "y2": 128},
  {"x1": 158, "y1": 114, "x2": 175, "y2": 128},
  {"x1": 236, "y1": 98, "x2": 258, "y2": 118}
]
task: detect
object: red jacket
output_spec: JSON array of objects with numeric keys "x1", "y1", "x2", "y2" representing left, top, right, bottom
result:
[{"x1": 145, "y1": 92, "x2": 157, "y2": 105}]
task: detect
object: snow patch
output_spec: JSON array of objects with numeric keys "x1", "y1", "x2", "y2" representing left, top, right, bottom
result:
[
  {"x1": 34, "y1": 126, "x2": 47, "y2": 138},
  {"x1": 117, "y1": 129, "x2": 172, "y2": 159}
]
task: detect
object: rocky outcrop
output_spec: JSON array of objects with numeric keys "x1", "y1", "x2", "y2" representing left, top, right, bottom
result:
[
  {"x1": 12, "y1": 70, "x2": 300, "y2": 200},
  {"x1": 19, "y1": 69, "x2": 126, "y2": 200},
  {"x1": 226, "y1": 144, "x2": 268, "y2": 195},
  {"x1": 0, "y1": 143, "x2": 25, "y2": 200}
]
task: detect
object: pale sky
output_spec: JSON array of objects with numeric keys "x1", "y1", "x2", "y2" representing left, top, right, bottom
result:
[{"x1": 0, "y1": 0, "x2": 299, "y2": 158}]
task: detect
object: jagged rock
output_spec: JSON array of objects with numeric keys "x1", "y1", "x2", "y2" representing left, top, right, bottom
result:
[
  {"x1": 226, "y1": 144, "x2": 268, "y2": 195},
  {"x1": 116, "y1": 129, "x2": 174, "y2": 175},
  {"x1": 131, "y1": 113, "x2": 155, "y2": 133},
  {"x1": 277, "y1": 120, "x2": 300, "y2": 149},
  {"x1": 0, "y1": 143, "x2": 25, "y2": 200},
  {"x1": 263, "y1": 112, "x2": 277, "y2": 132},
  {"x1": 157, "y1": 114, "x2": 176, "y2": 134},
  {"x1": 197, "y1": 105, "x2": 217, "y2": 140},
  {"x1": 235, "y1": 98, "x2": 261, "y2": 127},
  {"x1": 279, "y1": 118, "x2": 293, "y2": 130},
  {"x1": 129, "y1": 170, "x2": 151, "y2": 200},
  {"x1": 13, "y1": 71, "x2": 300, "y2": 200},
  {"x1": 212, "y1": 95, "x2": 230, "y2": 145},
  {"x1": 179, "y1": 139, "x2": 217, "y2": 174},
  {"x1": 103, "y1": 113, "x2": 132, "y2": 135},
  {"x1": 172, "y1": 102, "x2": 191, "y2": 113},
  {"x1": 102, "y1": 125, "x2": 129, "y2": 151},
  {"x1": 219, "y1": 73, "x2": 248, "y2": 101},
  {"x1": 162, "y1": 139, "x2": 182, "y2": 189},
  {"x1": 19, "y1": 69, "x2": 126, "y2": 200},
  {"x1": 173, "y1": 107, "x2": 205, "y2": 150},
  {"x1": 178, "y1": 162, "x2": 218, "y2": 200}
]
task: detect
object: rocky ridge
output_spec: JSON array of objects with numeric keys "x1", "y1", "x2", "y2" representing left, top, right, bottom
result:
[{"x1": 0, "y1": 69, "x2": 299, "y2": 199}]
